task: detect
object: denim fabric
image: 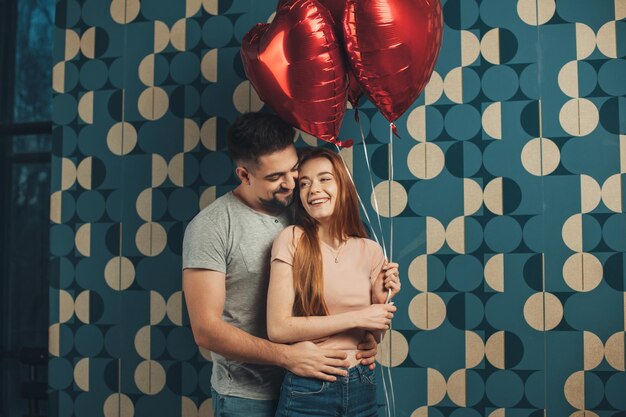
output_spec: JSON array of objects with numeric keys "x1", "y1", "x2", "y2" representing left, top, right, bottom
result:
[
  {"x1": 211, "y1": 388, "x2": 279, "y2": 417},
  {"x1": 274, "y1": 365, "x2": 378, "y2": 417}
]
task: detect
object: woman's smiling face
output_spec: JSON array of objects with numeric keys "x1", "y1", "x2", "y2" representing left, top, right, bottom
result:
[{"x1": 298, "y1": 157, "x2": 338, "y2": 224}]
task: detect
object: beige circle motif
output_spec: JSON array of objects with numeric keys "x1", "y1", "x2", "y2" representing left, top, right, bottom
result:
[
  {"x1": 605, "y1": 331, "x2": 625, "y2": 371},
  {"x1": 564, "y1": 370, "x2": 585, "y2": 409},
  {"x1": 427, "y1": 368, "x2": 447, "y2": 406},
  {"x1": 202, "y1": 0, "x2": 218, "y2": 15},
  {"x1": 107, "y1": 122, "x2": 138, "y2": 156},
  {"x1": 583, "y1": 331, "x2": 604, "y2": 370},
  {"x1": 517, "y1": 0, "x2": 556, "y2": 25},
  {"x1": 200, "y1": 187, "x2": 217, "y2": 210},
  {"x1": 465, "y1": 330, "x2": 485, "y2": 368},
  {"x1": 75, "y1": 223, "x2": 91, "y2": 257},
  {"x1": 481, "y1": 28, "x2": 500, "y2": 65},
  {"x1": 136, "y1": 222, "x2": 167, "y2": 257},
  {"x1": 447, "y1": 369, "x2": 467, "y2": 406},
  {"x1": 184, "y1": 118, "x2": 201, "y2": 152},
  {"x1": 61, "y1": 157, "x2": 77, "y2": 191},
  {"x1": 407, "y1": 142, "x2": 445, "y2": 180},
  {"x1": 150, "y1": 290, "x2": 167, "y2": 325},
  {"x1": 152, "y1": 154, "x2": 169, "y2": 188},
  {"x1": 65, "y1": 30, "x2": 80, "y2": 60},
  {"x1": 602, "y1": 174, "x2": 623, "y2": 213},
  {"x1": 77, "y1": 157, "x2": 92, "y2": 190},
  {"x1": 171, "y1": 19, "x2": 187, "y2": 51},
  {"x1": 49, "y1": 323, "x2": 61, "y2": 357},
  {"x1": 138, "y1": 87, "x2": 169, "y2": 121},
  {"x1": 408, "y1": 255, "x2": 428, "y2": 292},
  {"x1": 410, "y1": 406, "x2": 429, "y2": 417},
  {"x1": 135, "y1": 360, "x2": 166, "y2": 395},
  {"x1": 443, "y1": 67, "x2": 463, "y2": 104},
  {"x1": 483, "y1": 177, "x2": 503, "y2": 215},
  {"x1": 135, "y1": 325, "x2": 151, "y2": 360},
  {"x1": 484, "y1": 254, "x2": 504, "y2": 292},
  {"x1": 110, "y1": 0, "x2": 140, "y2": 24},
  {"x1": 233, "y1": 81, "x2": 264, "y2": 113},
  {"x1": 138, "y1": 54, "x2": 155, "y2": 87},
  {"x1": 198, "y1": 398, "x2": 214, "y2": 417},
  {"x1": 575, "y1": 23, "x2": 596, "y2": 60},
  {"x1": 446, "y1": 216, "x2": 466, "y2": 254},
  {"x1": 74, "y1": 357, "x2": 89, "y2": 391},
  {"x1": 580, "y1": 175, "x2": 602, "y2": 213},
  {"x1": 103, "y1": 393, "x2": 134, "y2": 417},
  {"x1": 59, "y1": 290, "x2": 74, "y2": 323},
  {"x1": 424, "y1": 71, "x2": 443, "y2": 105},
  {"x1": 409, "y1": 292, "x2": 446, "y2": 330},
  {"x1": 104, "y1": 256, "x2": 135, "y2": 291},
  {"x1": 559, "y1": 98, "x2": 599, "y2": 137},
  {"x1": 562, "y1": 213, "x2": 583, "y2": 252},
  {"x1": 423, "y1": 216, "x2": 445, "y2": 255},
  {"x1": 182, "y1": 396, "x2": 198, "y2": 417},
  {"x1": 464, "y1": 178, "x2": 483, "y2": 216},
  {"x1": 597, "y1": 21, "x2": 619, "y2": 58},
  {"x1": 521, "y1": 137, "x2": 560, "y2": 176},
  {"x1": 562, "y1": 253, "x2": 603, "y2": 292},
  {"x1": 461, "y1": 30, "x2": 480, "y2": 66},
  {"x1": 571, "y1": 411, "x2": 599, "y2": 417},
  {"x1": 482, "y1": 101, "x2": 502, "y2": 140},
  {"x1": 485, "y1": 331, "x2": 505, "y2": 369},
  {"x1": 407, "y1": 106, "x2": 426, "y2": 142},
  {"x1": 376, "y1": 329, "x2": 409, "y2": 367},
  {"x1": 558, "y1": 61, "x2": 579, "y2": 98},
  {"x1": 371, "y1": 181, "x2": 408, "y2": 218},
  {"x1": 186, "y1": 0, "x2": 202, "y2": 17},
  {"x1": 523, "y1": 292, "x2": 563, "y2": 331},
  {"x1": 154, "y1": 21, "x2": 170, "y2": 53},
  {"x1": 74, "y1": 290, "x2": 90, "y2": 324},
  {"x1": 167, "y1": 291, "x2": 184, "y2": 326},
  {"x1": 201, "y1": 49, "x2": 218, "y2": 83}
]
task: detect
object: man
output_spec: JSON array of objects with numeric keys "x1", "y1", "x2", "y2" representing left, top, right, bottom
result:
[{"x1": 182, "y1": 112, "x2": 379, "y2": 417}]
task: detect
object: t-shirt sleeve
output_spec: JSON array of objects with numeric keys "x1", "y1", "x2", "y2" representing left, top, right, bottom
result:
[
  {"x1": 271, "y1": 226, "x2": 300, "y2": 266},
  {"x1": 182, "y1": 213, "x2": 227, "y2": 273},
  {"x1": 368, "y1": 240, "x2": 386, "y2": 284}
]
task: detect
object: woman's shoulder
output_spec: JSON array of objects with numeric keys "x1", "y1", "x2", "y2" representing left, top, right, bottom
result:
[
  {"x1": 353, "y1": 236, "x2": 384, "y2": 255},
  {"x1": 276, "y1": 225, "x2": 305, "y2": 243}
]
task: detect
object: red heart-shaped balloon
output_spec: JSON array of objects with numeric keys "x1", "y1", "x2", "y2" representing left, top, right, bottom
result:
[
  {"x1": 316, "y1": 0, "x2": 363, "y2": 108},
  {"x1": 241, "y1": 0, "x2": 350, "y2": 146},
  {"x1": 343, "y1": 0, "x2": 443, "y2": 123}
]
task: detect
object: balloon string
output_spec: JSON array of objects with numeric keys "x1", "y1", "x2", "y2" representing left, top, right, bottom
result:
[
  {"x1": 380, "y1": 352, "x2": 392, "y2": 417},
  {"x1": 358, "y1": 116, "x2": 388, "y2": 260},
  {"x1": 333, "y1": 144, "x2": 382, "y2": 252},
  {"x1": 385, "y1": 122, "x2": 396, "y2": 417}
]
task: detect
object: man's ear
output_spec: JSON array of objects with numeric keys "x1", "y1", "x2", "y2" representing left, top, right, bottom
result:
[{"x1": 235, "y1": 166, "x2": 251, "y2": 185}]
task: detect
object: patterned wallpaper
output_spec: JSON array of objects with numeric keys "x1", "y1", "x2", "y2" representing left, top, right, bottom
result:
[{"x1": 50, "y1": 0, "x2": 626, "y2": 416}]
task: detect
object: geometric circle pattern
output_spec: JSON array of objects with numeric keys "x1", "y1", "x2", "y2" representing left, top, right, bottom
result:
[{"x1": 50, "y1": 0, "x2": 626, "y2": 416}]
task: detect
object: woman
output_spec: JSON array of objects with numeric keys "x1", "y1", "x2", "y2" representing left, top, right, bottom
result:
[{"x1": 267, "y1": 148, "x2": 401, "y2": 417}]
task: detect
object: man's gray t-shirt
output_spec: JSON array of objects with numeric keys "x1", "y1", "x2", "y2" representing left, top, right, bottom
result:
[{"x1": 182, "y1": 191, "x2": 289, "y2": 400}]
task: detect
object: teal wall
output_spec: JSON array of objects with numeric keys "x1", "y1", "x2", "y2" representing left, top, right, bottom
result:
[{"x1": 50, "y1": 0, "x2": 626, "y2": 416}]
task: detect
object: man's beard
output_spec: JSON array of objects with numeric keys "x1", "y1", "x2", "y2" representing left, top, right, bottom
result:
[{"x1": 260, "y1": 189, "x2": 294, "y2": 210}]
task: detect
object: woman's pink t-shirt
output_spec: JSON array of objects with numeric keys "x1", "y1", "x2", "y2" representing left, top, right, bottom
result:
[{"x1": 271, "y1": 226, "x2": 385, "y2": 366}]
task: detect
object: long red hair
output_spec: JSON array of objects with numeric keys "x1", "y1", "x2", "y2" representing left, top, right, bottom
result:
[{"x1": 291, "y1": 148, "x2": 368, "y2": 317}]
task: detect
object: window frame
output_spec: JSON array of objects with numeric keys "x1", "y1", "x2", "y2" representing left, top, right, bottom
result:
[{"x1": 0, "y1": 0, "x2": 53, "y2": 414}]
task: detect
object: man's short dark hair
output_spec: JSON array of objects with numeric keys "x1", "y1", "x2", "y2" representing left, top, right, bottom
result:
[{"x1": 227, "y1": 112, "x2": 295, "y2": 166}]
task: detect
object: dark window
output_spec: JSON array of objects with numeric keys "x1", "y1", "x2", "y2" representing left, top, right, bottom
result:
[
  {"x1": 1, "y1": 0, "x2": 54, "y2": 416},
  {"x1": 14, "y1": 0, "x2": 55, "y2": 123}
]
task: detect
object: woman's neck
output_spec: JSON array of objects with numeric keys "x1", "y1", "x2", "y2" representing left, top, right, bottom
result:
[{"x1": 317, "y1": 223, "x2": 343, "y2": 249}]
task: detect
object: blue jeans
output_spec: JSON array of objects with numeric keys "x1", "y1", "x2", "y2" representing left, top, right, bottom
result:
[
  {"x1": 275, "y1": 365, "x2": 377, "y2": 417},
  {"x1": 211, "y1": 389, "x2": 279, "y2": 417}
]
